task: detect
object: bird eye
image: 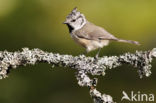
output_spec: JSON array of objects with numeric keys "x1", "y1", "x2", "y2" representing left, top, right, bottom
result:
[{"x1": 71, "y1": 19, "x2": 76, "y2": 22}]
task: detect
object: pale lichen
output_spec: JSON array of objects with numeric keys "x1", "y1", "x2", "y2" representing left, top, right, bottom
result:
[{"x1": 90, "y1": 88, "x2": 115, "y2": 103}]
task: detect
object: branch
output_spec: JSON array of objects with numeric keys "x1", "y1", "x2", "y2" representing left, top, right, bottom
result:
[{"x1": 0, "y1": 48, "x2": 155, "y2": 103}]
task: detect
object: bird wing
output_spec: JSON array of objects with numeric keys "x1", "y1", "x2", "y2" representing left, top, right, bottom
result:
[{"x1": 74, "y1": 22, "x2": 118, "y2": 41}]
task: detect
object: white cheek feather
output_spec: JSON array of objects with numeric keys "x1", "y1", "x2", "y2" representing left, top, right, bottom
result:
[{"x1": 74, "y1": 19, "x2": 86, "y2": 31}]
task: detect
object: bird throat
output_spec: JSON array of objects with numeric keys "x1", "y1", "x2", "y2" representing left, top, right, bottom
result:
[{"x1": 66, "y1": 24, "x2": 74, "y2": 33}]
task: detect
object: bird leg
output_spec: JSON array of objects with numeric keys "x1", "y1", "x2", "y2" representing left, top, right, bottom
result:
[{"x1": 95, "y1": 48, "x2": 101, "y2": 59}]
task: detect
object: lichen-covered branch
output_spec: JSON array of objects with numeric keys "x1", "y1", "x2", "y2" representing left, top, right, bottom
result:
[
  {"x1": 90, "y1": 88, "x2": 115, "y2": 103},
  {"x1": 0, "y1": 48, "x2": 156, "y2": 103}
]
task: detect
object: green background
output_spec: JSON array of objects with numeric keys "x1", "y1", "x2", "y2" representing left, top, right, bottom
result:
[{"x1": 0, "y1": 0, "x2": 156, "y2": 103}]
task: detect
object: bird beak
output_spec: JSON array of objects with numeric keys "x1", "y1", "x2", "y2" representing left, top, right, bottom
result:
[{"x1": 63, "y1": 21, "x2": 68, "y2": 24}]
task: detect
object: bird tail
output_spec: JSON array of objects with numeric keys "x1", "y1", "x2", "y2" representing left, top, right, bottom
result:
[{"x1": 116, "y1": 39, "x2": 140, "y2": 45}]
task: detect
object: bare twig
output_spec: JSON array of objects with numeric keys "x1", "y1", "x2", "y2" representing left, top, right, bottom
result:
[{"x1": 0, "y1": 48, "x2": 155, "y2": 103}]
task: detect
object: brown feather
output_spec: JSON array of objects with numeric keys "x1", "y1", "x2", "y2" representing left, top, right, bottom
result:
[{"x1": 73, "y1": 21, "x2": 118, "y2": 41}]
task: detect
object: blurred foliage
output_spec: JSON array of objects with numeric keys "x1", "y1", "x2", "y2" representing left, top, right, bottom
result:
[{"x1": 0, "y1": 0, "x2": 156, "y2": 103}]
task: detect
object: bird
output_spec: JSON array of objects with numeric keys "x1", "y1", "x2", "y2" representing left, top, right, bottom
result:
[{"x1": 63, "y1": 7, "x2": 140, "y2": 58}]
